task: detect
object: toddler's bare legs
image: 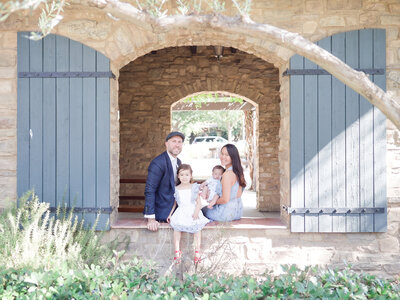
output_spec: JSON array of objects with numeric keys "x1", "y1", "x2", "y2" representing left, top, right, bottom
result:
[
  {"x1": 194, "y1": 231, "x2": 202, "y2": 264},
  {"x1": 173, "y1": 231, "x2": 182, "y2": 264}
]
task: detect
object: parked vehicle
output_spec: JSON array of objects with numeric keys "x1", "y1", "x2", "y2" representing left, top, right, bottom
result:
[
  {"x1": 192, "y1": 136, "x2": 228, "y2": 145},
  {"x1": 190, "y1": 136, "x2": 228, "y2": 158}
]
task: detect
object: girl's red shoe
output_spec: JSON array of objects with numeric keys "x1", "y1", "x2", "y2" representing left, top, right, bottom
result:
[
  {"x1": 194, "y1": 250, "x2": 201, "y2": 265},
  {"x1": 174, "y1": 250, "x2": 182, "y2": 264}
]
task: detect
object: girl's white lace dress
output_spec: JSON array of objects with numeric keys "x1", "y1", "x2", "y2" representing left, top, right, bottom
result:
[{"x1": 170, "y1": 183, "x2": 210, "y2": 233}]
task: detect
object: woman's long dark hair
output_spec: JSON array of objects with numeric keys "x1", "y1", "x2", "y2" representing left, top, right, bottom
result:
[{"x1": 223, "y1": 144, "x2": 246, "y2": 188}]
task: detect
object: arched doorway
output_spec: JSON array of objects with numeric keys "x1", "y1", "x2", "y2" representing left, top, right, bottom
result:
[
  {"x1": 171, "y1": 92, "x2": 257, "y2": 185},
  {"x1": 118, "y1": 45, "x2": 281, "y2": 214},
  {"x1": 171, "y1": 91, "x2": 262, "y2": 216}
]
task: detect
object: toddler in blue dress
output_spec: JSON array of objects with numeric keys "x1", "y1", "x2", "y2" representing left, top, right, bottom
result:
[{"x1": 199, "y1": 165, "x2": 225, "y2": 208}]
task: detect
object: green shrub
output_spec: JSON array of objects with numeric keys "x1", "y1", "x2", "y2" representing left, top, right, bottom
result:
[
  {"x1": 1, "y1": 192, "x2": 399, "y2": 299},
  {"x1": 1, "y1": 260, "x2": 399, "y2": 299},
  {"x1": 0, "y1": 256, "x2": 158, "y2": 299},
  {"x1": 0, "y1": 191, "x2": 115, "y2": 270}
]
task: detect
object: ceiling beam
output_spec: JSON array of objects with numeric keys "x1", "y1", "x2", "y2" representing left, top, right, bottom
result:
[{"x1": 172, "y1": 101, "x2": 254, "y2": 111}]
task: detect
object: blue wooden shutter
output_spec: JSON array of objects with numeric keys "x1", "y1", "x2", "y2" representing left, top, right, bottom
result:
[
  {"x1": 289, "y1": 29, "x2": 386, "y2": 233},
  {"x1": 17, "y1": 33, "x2": 111, "y2": 230}
]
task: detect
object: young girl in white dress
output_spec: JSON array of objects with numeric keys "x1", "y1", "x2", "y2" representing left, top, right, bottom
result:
[{"x1": 167, "y1": 164, "x2": 210, "y2": 265}]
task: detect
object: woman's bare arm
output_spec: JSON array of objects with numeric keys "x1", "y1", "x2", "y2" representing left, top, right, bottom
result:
[{"x1": 216, "y1": 170, "x2": 235, "y2": 204}]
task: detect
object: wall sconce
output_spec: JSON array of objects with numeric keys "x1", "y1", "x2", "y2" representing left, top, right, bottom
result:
[{"x1": 214, "y1": 46, "x2": 223, "y2": 60}]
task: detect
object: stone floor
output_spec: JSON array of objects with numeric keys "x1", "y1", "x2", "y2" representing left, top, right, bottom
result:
[
  {"x1": 112, "y1": 216, "x2": 285, "y2": 229},
  {"x1": 113, "y1": 190, "x2": 284, "y2": 229}
]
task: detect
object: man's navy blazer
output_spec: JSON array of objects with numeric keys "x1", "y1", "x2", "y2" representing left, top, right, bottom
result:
[{"x1": 144, "y1": 151, "x2": 181, "y2": 221}]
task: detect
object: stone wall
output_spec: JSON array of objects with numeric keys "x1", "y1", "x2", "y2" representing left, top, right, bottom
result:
[
  {"x1": 0, "y1": 31, "x2": 17, "y2": 207},
  {"x1": 106, "y1": 206, "x2": 400, "y2": 278},
  {"x1": 119, "y1": 46, "x2": 281, "y2": 211},
  {"x1": 0, "y1": 0, "x2": 398, "y2": 230}
]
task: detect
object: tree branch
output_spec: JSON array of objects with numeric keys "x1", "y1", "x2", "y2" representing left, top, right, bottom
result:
[
  {"x1": 87, "y1": 0, "x2": 400, "y2": 128},
  {"x1": 3, "y1": 0, "x2": 399, "y2": 128}
]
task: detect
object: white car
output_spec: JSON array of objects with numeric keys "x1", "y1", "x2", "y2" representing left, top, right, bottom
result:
[
  {"x1": 193, "y1": 136, "x2": 228, "y2": 145},
  {"x1": 191, "y1": 136, "x2": 228, "y2": 158}
]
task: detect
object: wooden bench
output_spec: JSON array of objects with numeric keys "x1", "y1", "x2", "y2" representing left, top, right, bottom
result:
[
  {"x1": 119, "y1": 177, "x2": 146, "y2": 212},
  {"x1": 118, "y1": 177, "x2": 206, "y2": 213}
]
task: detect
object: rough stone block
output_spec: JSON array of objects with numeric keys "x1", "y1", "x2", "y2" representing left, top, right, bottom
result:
[
  {"x1": 0, "y1": 117, "x2": 16, "y2": 129},
  {"x1": 0, "y1": 32, "x2": 17, "y2": 49},
  {"x1": 303, "y1": 21, "x2": 318, "y2": 34},
  {"x1": 0, "y1": 79, "x2": 13, "y2": 94},
  {"x1": 305, "y1": 1, "x2": 323, "y2": 12},
  {"x1": 345, "y1": 16, "x2": 359, "y2": 26},
  {"x1": 327, "y1": 0, "x2": 362, "y2": 10},
  {"x1": 381, "y1": 15, "x2": 400, "y2": 25},
  {"x1": 378, "y1": 237, "x2": 400, "y2": 252},
  {"x1": 0, "y1": 51, "x2": 16, "y2": 67},
  {"x1": 59, "y1": 20, "x2": 111, "y2": 41},
  {"x1": 352, "y1": 263, "x2": 381, "y2": 272},
  {"x1": 383, "y1": 263, "x2": 400, "y2": 275},
  {"x1": 0, "y1": 138, "x2": 16, "y2": 155},
  {"x1": 244, "y1": 243, "x2": 270, "y2": 261},
  {"x1": 0, "y1": 67, "x2": 16, "y2": 79},
  {"x1": 320, "y1": 16, "x2": 346, "y2": 27},
  {"x1": 390, "y1": 4, "x2": 400, "y2": 13},
  {"x1": 0, "y1": 156, "x2": 15, "y2": 170}
]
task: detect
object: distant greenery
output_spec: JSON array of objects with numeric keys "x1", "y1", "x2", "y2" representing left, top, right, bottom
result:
[
  {"x1": 183, "y1": 93, "x2": 243, "y2": 109},
  {"x1": 173, "y1": 93, "x2": 245, "y2": 141}
]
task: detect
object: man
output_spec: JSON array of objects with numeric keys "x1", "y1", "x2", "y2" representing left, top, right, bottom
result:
[{"x1": 144, "y1": 131, "x2": 184, "y2": 231}]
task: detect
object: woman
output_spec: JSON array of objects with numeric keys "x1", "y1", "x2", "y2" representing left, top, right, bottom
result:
[{"x1": 202, "y1": 144, "x2": 246, "y2": 222}]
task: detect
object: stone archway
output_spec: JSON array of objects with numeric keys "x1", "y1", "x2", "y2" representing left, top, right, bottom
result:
[
  {"x1": 118, "y1": 45, "x2": 281, "y2": 211},
  {"x1": 171, "y1": 91, "x2": 258, "y2": 191}
]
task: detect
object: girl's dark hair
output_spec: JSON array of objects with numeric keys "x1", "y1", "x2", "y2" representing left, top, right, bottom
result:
[
  {"x1": 222, "y1": 144, "x2": 246, "y2": 188},
  {"x1": 176, "y1": 164, "x2": 193, "y2": 185}
]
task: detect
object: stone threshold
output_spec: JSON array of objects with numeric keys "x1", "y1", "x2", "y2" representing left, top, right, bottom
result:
[{"x1": 112, "y1": 217, "x2": 287, "y2": 230}]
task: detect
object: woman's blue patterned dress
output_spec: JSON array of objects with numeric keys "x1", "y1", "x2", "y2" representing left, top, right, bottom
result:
[{"x1": 202, "y1": 167, "x2": 243, "y2": 222}]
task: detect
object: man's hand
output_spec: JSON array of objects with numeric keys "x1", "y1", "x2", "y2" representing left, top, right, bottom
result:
[{"x1": 147, "y1": 218, "x2": 159, "y2": 231}]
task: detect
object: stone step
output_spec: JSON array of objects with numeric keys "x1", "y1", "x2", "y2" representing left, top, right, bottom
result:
[
  {"x1": 107, "y1": 217, "x2": 290, "y2": 276},
  {"x1": 104, "y1": 216, "x2": 400, "y2": 278}
]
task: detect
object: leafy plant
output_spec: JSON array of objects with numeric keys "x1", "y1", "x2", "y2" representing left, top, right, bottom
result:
[
  {"x1": 0, "y1": 254, "x2": 399, "y2": 299},
  {"x1": 0, "y1": 190, "x2": 117, "y2": 270}
]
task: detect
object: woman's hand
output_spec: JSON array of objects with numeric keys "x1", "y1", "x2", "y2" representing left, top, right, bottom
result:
[
  {"x1": 207, "y1": 198, "x2": 217, "y2": 209},
  {"x1": 199, "y1": 181, "x2": 207, "y2": 190},
  {"x1": 192, "y1": 213, "x2": 199, "y2": 220}
]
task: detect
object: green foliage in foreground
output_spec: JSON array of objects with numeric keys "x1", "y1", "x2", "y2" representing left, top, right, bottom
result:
[
  {"x1": 0, "y1": 192, "x2": 399, "y2": 299},
  {"x1": 1, "y1": 261, "x2": 399, "y2": 299},
  {"x1": 0, "y1": 191, "x2": 117, "y2": 270}
]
